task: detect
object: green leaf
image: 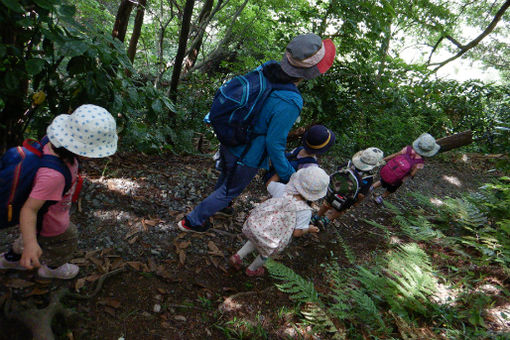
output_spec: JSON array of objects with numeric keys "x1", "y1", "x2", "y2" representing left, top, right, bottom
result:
[
  {"x1": 151, "y1": 99, "x2": 163, "y2": 114},
  {"x1": 25, "y1": 58, "x2": 46, "y2": 75},
  {"x1": 33, "y1": 0, "x2": 57, "y2": 10},
  {"x1": 56, "y1": 4, "x2": 75, "y2": 17},
  {"x1": 60, "y1": 40, "x2": 88, "y2": 57},
  {"x1": 66, "y1": 56, "x2": 88, "y2": 76},
  {"x1": 0, "y1": 45, "x2": 6, "y2": 58},
  {"x1": 4, "y1": 71, "x2": 20, "y2": 90},
  {"x1": 1, "y1": 0, "x2": 25, "y2": 13}
]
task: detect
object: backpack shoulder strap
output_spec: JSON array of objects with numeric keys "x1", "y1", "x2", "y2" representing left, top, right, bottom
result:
[{"x1": 40, "y1": 155, "x2": 73, "y2": 194}]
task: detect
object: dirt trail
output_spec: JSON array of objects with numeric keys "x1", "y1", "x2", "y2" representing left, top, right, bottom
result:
[{"x1": 0, "y1": 151, "x2": 501, "y2": 339}]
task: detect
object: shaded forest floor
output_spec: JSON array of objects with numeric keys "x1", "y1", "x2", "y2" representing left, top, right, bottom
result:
[{"x1": 0, "y1": 150, "x2": 507, "y2": 339}]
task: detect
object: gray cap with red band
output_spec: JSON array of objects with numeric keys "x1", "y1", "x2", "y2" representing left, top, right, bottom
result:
[{"x1": 281, "y1": 33, "x2": 336, "y2": 79}]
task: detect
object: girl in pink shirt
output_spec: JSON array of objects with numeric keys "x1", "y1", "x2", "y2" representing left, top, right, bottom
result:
[{"x1": 0, "y1": 105, "x2": 117, "y2": 279}]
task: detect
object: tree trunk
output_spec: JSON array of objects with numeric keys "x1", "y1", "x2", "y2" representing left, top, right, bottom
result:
[
  {"x1": 112, "y1": 0, "x2": 134, "y2": 42},
  {"x1": 436, "y1": 130, "x2": 473, "y2": 152},
  {"x1": 127, "y1": 0, "x2": 147, "y2": 63},
  {"x1": 181, "y1": 0, "x2": 215, "y2": 75},
  {"x1": 190, "y1": 0, "x2": 249, "y2": 74},
  {"x1": 167, "y1": 0, "x2": 195, "y2": 108}
]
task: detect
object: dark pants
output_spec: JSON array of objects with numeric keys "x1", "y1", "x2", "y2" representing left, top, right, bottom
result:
[{"x1": 186, "y1": 145, "x2": 258, "y2": 226}]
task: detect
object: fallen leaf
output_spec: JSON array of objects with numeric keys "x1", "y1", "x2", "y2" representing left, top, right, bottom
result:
[
  {"x1": 85, "y1": 249, "x2": 101, "y2": 258},
  {"x1": 157, "y1": 288, "x2": 167, "y2": 295},
  {"x1": 143, "y1": 219, "x2": 159, "y2": 227},
  {"x1": 147, "y1": 258, "x2": 157, "y2": 272},
  {"x1": 208, "y1": 241, "x2": 220, "y2": 253},
  {"x1": 128, "y1": 235, "x2": 139, "y2": 244},
  {"x1": 209, "y1": 256, "x2": 219, "y2": 268},
  {"x1": 127, "y1": 261, "x2": 144, "y2": 271},
  {"x1": 85, "y1": 274, "x2": 102, "y2": 282},
  {"x1": 178, "y1": 241, "x2": 191, "y2": 249},
  {"x1": 174, "y1": 315, "x2": 187, "y2": 322},
  {"x1": 111, "y1": 258, "x2": 125, "y2": 270},
  {"x1": 24, "y1": 287, "x2": 49, "y2": 297},
  {"x1": 179, "y1": 251, "x2": 186, "y2": 265},
  {"x1": 70, "y1": 258, "x2": 87, "y2": 265},
  {"x1": 104, "y1": 306, "x2": 116, "y2": 317},
  {"x1": 5, "y1": 278, "x2": 35, "y2": 289},
  {"x1": 88, "y1": 257, "x2": 104, "y2": 269},
  {"x1": 99, "y1": 298, "x2": 121, "y2": 309},
  {"x1": 124, "y1": 229, "x2": 139, "y2": 240},
  {"x1": 161, "y1": 321, "x2": 173, "y2": 329},
  {"x1": 75, "y1": 278, "x2": 86, "y2": 291}
]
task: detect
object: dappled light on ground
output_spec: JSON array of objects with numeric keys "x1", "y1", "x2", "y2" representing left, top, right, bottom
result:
[
  {"x1": 442, "y1": 175, "x2": 462, "y2": 187},
  {"x1": 430, "y1": 197, "x2": 444, "y2": 206}
]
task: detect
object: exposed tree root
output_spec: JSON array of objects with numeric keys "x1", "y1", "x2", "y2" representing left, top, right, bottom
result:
[{"x1": 3, "y1": 268, "x2": 125, "y2": 340}]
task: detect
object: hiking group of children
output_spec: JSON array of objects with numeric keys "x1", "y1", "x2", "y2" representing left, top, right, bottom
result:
[{"x1": 0, "y1": 33, "x2": 441, "y2": 281}]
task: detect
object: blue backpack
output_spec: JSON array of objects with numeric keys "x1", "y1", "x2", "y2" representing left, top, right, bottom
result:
[
  {"x1": 0, "y1": 137, "x2": 72, "y2": 229},
  {"x1": 208, "y1": 61, "x2": 300, "y2": 147}
]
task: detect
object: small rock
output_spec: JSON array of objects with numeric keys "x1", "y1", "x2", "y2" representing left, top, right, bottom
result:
[
  {"x1": 174, "y1": 315, "x2": 186, "y2": 322},
  {"x1": 153, "y1": 304, "x2": 161, "y2": 313}
]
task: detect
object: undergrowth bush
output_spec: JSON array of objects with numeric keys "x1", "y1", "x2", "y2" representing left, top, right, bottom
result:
[{"x1": 267, "y1": 177, "x2": 510, "y2": 339}]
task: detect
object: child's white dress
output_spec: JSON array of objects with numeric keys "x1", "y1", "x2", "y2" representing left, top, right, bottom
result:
[{"x1": 242, "y1": 193, "x2": 311, "y2": 257}]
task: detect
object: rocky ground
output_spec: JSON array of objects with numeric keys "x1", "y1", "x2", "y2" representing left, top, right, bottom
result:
[{"x1": 0, "y1": 150, "x2": 504, "y2": 339}]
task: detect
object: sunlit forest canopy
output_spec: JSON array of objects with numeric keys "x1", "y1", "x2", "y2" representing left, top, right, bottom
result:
[{"x1": 0, "y1": 0, "x2": 508, "y2": 155}]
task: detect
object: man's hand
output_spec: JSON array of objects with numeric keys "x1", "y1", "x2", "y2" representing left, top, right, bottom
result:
[{"x1": 20, "y1": 242, "x2": 42, "y2": 269}]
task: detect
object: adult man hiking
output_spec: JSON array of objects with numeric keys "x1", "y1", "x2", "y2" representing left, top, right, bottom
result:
[{"x1": 178, "y1": 33, "x2": 336, "y2": 233}]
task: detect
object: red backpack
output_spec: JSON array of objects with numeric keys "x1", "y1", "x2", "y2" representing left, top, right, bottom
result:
[{"x1": 380, "y1": 146, "x2": 423, "y2": 185}]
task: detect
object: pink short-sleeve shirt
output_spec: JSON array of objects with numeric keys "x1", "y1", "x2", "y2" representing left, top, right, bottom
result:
[{"x1": 29, "y1": 144, "x2": 78, "y2": 237}]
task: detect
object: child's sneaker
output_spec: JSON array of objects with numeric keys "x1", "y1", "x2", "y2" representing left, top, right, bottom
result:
[
  {"x1": 245, "y1": 267, "x2": 265, "y2": 277},
  {"x1": 374, "y1": 196, "x2": 384, "y2": 204},
  {"x1": 37, "y1": 263, "x2": 79, "y2": 280},
  {"x1": 229, "y1": 254, "x2": 243, "y2": 271},
  {"x1": 0, "y1": 252, "x2": 27, "y2": 271},
  {"x1": 176, "y1": 217, "x2": 211, "y2": 233},
  {"x1": 317, "y1": 216, "x2": 330, "y2": 229}
]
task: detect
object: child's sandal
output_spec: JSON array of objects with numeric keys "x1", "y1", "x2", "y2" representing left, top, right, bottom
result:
[{"x1": 245, "y1": 267, "x2": 265, "y2": 277}]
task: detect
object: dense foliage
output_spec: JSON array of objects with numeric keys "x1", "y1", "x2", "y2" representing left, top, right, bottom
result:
[{"x1": 1, "y1": 0, "x2": 508, "y2": 159}]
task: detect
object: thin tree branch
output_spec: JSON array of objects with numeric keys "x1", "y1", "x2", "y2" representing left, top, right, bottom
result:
[{"x1": 428, "y1": 0, "x2": 510, "y2": 72}]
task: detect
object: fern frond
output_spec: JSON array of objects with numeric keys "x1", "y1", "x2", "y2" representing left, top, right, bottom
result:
[
  {"x1": 301, "y1": 302, "x2": 346, "y2": 340},
  {"x1": 363, "y1": 218, "x2": 392, "y2": 240},
  {"x1": 266, "y1": 259, "x2": 321, "y2": 304},
  {"x1": 333, "y1": 230, "x2": 356, "y2": 265}
]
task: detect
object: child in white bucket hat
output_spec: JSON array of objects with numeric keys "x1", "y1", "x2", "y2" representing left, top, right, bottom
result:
[
  {"x1": 0, "y1": 104, "x2": 117, "y2": 279},
  {"x1": 311, "y1": 147, "x2": 384, "y2": 229},
  {"x1": 372, "y1": 133, "x2": 440, "y2": 204},
  {"x1": 229, "y1": 167, "x2": 329, "y2": 277}
]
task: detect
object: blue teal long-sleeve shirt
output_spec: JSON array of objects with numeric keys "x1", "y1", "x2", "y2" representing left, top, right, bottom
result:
[{"x1": 227, "y1": 89, "x2": 303, "y2": 183}]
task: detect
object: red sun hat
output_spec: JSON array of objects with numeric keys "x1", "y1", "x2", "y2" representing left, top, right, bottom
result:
[{"x1": 281, "y1": 33, "x2": 336, "y2": 80}]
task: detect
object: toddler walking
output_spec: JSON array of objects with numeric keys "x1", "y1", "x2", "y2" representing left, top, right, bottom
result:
[
  {"x1": 372, "y1": 133, "x2": 440, "y2": 204},
  {"x1": 0, "y1": 105, "x2": 117, "y2": 279},
  {"x1": 230, "y1": 166, "x2": 329, "y2": 276}
]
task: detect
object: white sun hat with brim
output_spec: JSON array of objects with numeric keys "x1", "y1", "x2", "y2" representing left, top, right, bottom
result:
[
  {"x1": 291, "y1": 166, "x2": 330, "y2": 201},
  {"x1": 351, "y1": 147, "x2": 385, "y2": 171},
  {"x1": 412, "y1": 133, "x2": 440, "y2": 157},
  {"x1": 46, "y1": 104, "x2": 118, "y2": 158}
]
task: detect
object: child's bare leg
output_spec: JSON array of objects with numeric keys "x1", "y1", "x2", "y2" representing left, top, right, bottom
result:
[
  {"x1": 317, "y1": 201, "x2": 331, "y2": 217},
  {"x1": 382, "y1": 190, "x2": 391, "y2": 198},
  {"x1": 326, "y1": 208, "x2": 345, "y2": 222},
  {"x1": 372, "y1": 180, "x2": 381, "y2": 189}
]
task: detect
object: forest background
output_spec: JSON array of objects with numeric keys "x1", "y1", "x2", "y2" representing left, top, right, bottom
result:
[
  {"x1": 1, "y1": 1, "x2": 510, "y2": 339},
  {"x1": 0, "y1": 0, "x2": 509, "y2": 157}
]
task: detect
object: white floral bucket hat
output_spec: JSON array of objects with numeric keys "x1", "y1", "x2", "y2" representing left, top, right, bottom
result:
[
  {"x1": 412, "y1": 133, "x2": 440, "y2": 157},
  {"x1": 351, "y1": 147, "x2": 385, "y2": 171},
  {"x1": 291, "y1": 166, "x2": 330, "y2": 201},
  {"x1": 47, "y1": 104, "x2": 118, "y2": 158}
]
